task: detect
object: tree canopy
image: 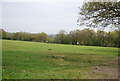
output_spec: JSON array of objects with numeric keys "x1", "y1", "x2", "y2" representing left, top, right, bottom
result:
[
  {"x1": 1, "y1": 29, "x2": 119, "y2": 47},
  {"x1": 77, "y1": 1, "x2": 120, "y2": 29}
]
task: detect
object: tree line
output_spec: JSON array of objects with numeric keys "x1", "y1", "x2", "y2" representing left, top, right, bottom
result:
[{"x1": 0, "y1": 29, "x2": 119, "y2": 47}]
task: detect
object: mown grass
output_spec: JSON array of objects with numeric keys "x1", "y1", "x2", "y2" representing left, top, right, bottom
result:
[{"x1": 2, "y1": 40, "x2": 118, "y2": 79}]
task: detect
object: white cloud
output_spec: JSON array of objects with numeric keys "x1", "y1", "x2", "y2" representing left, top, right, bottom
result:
[
  {"x1": 2, "y1": 0, "x2": 119, "y2": 2},
  {"x1": 2, "y1": 0, "x2": 85, "y2": 2},
  {"x1": 2, "y1": 2, "x2": 82, "y2": 33}
]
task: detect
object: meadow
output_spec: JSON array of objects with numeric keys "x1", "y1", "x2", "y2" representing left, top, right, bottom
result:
[{"x1": 2, "y1": 40, "x2": 118, "y2": 79}]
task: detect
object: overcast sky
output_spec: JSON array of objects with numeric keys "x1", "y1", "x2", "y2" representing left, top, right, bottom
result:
[{"x1": 1, "y1": 0, "x2": 86, "y2": 34}]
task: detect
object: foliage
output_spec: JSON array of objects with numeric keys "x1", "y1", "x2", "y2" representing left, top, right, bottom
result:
[
  {"x1": 0, "y1": 29, "x2": 119, "y2": 47},
  {"x1": 35, "y1": 32, "x2": 48, "y2": 42},
  {"x1": 77, "y1": 1, "x2": 120, "y2": 29},
  {"x1": 55, "y1": 30, "x2": 71, "y2": 44}
]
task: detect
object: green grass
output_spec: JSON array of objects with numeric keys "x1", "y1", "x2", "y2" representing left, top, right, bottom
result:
[{"x1": 2, "y1": 40, "x2": 118, "y2": 79}]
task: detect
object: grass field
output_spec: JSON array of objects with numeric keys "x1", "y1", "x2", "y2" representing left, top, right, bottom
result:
[{"x1": 2, "y1": 40, "x2": 118, "y2": 79}]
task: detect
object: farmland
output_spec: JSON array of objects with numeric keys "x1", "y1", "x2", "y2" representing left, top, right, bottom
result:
[{"x1": 2, "y1": 40, "x2": 118, "y2": 79}]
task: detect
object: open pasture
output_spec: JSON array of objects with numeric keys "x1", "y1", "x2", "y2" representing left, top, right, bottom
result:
[{"x1": 2, "y1": 40, "x2": 118, "y2": 79}]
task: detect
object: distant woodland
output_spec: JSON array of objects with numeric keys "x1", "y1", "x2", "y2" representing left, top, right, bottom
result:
[{"x1": 0, "y1": 29, "x2": 120, "y2": 47}]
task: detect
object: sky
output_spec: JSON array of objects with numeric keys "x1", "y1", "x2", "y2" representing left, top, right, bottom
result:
[
  {"x1": 1, "y1": 0, "x2": 86, "y2": 34},
  {"x1": 1, "y1": 0, "x2": 118, "y2": 34}
]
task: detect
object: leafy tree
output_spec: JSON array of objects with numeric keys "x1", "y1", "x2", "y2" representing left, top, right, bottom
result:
[
  {"x1": 69, "y1": 29, "x2": 96, "y2": 45},
  {"x1": 69, "y1": 30, "x2": 79, "y2": 45},
  {"x1": 77, "y1": 1, "x2": 120, "y2": 29},
  {"x1": 117, "y1": 30, "x2": 120, "y2": 47},
  {"x1": 0, "y1": 29, "x2": 8, "y2": 39},
  {"x1": 111, "y1": 30, "x2": 119, "y2": 47},
  {"x1": 0, "y1": 28, "x2": 119, "y2": 47},
  {"x1": 14, "y1": 32, "x2": 31, "y2": 41},
  {"x1": 12, "y1": 32, "x2": 19, "y2": 40},
  {"x1": 35, "y1": 32, "x2": 48, "y2": 42},
  {"x1": 56, "y1": 30, "x2": 70, "y2": 44},
  {"x1": 97, "y1": 30, "x2": 106, "y2": 46},
  {"x1": 5, "y1": 32, "x2": 13, "y2": 40},
  {"x1": 85, "y1": 29, "x2": 96, "y2": 45},
  {"x1": 0, "y1": 29, "x2": 2, "y2": 39},
  {"x1": 47, "y1": 37, "x2": 54, "y2": 43}
]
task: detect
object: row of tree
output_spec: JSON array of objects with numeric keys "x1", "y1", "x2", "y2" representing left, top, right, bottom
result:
[
  {"x1": 0, "y1": 29, "x2": 48, "y2": 42},
  {"x1": 0, "y1": 29, "x2": 119, "y2": 47},
  {"x1": 55, "y1": 29, "x2": 119, "y2": 47}
]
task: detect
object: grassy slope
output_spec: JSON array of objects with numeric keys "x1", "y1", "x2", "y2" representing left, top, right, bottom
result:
[{"x1": 2, "y1": 40, "x2": 118, "y2": 79}]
